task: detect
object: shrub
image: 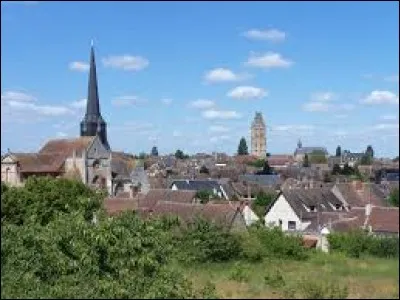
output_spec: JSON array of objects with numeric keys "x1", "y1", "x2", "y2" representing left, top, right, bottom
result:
[
  {"x1": 264, "y1": 269, "x2": 285, "y2": 288},
  {"x1": 239, "y1": 232, "x2": 264, "y2": 262},
  {"x1": 300, "y1": 280, "x2": 348, "y2": 299},
  {"x1": 229, "y1": 262, "x2": 250, "y2": 282},
  {"x1": 250, "y1": 226, "x2": 309, "y2": 261},
  {"x1": 178, "y1": 219, "x2": 241, "y2": 263},
  {"x1": 328, "y1": 230, "x2": 399, "y2": 259}
]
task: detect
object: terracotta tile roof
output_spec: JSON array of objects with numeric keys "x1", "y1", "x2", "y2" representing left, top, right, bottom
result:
[
  {"x1": 368, "y1": 207, "x2": 399, "y2": 234},
  {"x1": 39, "y1": 136, "x2": 95, "y2": 156},
  {"x1": 139, "y1": 189, "x2": 196, "y2": 208},
  {"x1": 11, "y1": 153, "x2": 65, "y2": 173},
  {"x1": 334, "y1": 182, "x2": 389, "y2": 208},
  {"x1": 104, "y1": 198, "x2": 138, "y2": 216}
]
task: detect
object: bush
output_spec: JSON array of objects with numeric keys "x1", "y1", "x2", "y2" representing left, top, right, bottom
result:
[
  {"x1": 239, "y1": 232, "x2": 264, "y2": 262},
  {"x1": 328, "y1": 230, "x2": 399, "y2": 259},
  {"x1": 229, "y1": 262, "x2": 250, "y2": 282},
  {"x1": 178, "y1": 219, "x2": 241, "y2": 263},
  {"x1": 250, "y1": 226, "x2": 309, "y2": 261},
  {"x1": 388, "y1": 188, "x2": 399, "y2": 207},
  {"x1": 264, "y1": 269, "x2": 285, "y2": 288},
  {"x1": 300, "y1": 280, "x2": 348, "y2": 299}
]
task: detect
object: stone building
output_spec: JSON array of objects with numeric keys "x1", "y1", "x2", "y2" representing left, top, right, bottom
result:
[
  {"x1": 250, "y1": 112, "x2": 266, "y2": 158},
  {"x1": 1, "y1": 44, "x2": 137, "y2": 196}
]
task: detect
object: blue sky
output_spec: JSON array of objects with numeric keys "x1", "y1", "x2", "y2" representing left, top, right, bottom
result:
[{"x1": 1, "y1": 1, "x2": 399, "y2": 157}]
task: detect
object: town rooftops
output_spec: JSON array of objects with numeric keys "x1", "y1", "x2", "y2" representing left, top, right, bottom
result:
[{"x1": 294, "y1": 147, "x2": 328, "y2": 156}]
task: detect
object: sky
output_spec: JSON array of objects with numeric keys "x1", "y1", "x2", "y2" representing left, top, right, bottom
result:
[{"x1": 1, "y1": 1, "x2": 399, "y2": 157}]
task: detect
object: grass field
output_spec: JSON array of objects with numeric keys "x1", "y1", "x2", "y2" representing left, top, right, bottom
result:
[{"x1": 177, "y1": 252, "x2": 399, "y2": 299}]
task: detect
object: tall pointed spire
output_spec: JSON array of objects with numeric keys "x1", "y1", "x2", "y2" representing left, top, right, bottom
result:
[{"x1": 80, "y1": 41, "x2": 110, "y2": 150}]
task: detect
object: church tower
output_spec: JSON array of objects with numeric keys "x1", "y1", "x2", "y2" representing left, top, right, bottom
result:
[
  {"x1": 80, "y1": 42, "x2": 110, "y2": 150},
  {"x1": 251, "y1": 112, "x2": 266, "y2": 157}
]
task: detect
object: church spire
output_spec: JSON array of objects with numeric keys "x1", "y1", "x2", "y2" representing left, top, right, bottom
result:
[
  {"x1": 80, "y1": 41, "x2": 110, "y2": 150},
  {"x1": 85, "y1": 41, "x2": 101, "y2": 119}
]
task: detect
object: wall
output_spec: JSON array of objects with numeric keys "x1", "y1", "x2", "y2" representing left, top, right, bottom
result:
[
  {"x1": 264, "y1": 194, "x2": 309, "y2": 231},
  {"x1": 1, "y1": 156, "x2": 21, "y2": 186}
]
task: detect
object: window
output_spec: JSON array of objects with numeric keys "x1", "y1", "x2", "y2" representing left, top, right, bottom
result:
[
  {"x1": 288, "y1": 221, "x2": 296, "y2": 231},
  {"x1": 335, "y1": 204, "x2": 341, "y2": 210},
  {"x1": 310, "y1": 205, "x2": 316, "y2": 212},
  {"x1": 278, "y1": 219, "x2": 283, "y2": 228}
]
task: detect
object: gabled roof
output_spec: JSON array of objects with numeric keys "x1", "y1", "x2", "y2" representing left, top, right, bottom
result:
[
  {"x1": 170, "y1": 179, "x2": 222, "y2": 192},
  {"x1": 39, "y1": 136, "x2": 95, "y2": 156},
  {"x1": 140, "y1": 189, "x2": 197, "y2": 208}
]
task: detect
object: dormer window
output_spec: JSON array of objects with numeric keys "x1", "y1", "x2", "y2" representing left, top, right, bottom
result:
[
  {"x1": 335, "y1": 204, "x2": 341, "y2": 210},
  {"x1": 310, "y1": 205, "x2": 316, "y2": 212}
]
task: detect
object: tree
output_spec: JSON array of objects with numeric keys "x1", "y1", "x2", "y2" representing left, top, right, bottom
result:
[
  {"x1": 360, "y1": 154, "x2": 372, "y2": 165},
  {"x1": 388, "y1": 188, "x2": 399, "y2": 207},
  {"x1": 309, "y1": 150, "x2": 327, "y2": 164},
  {"x1": 256, "y1": 160, "x2": 274, "y2": 175},
  {"x1": 199, "y1": 165, "x2": 209, "y2": 174},
  {"x1": 195, "y1": 190, "x2": 213, "y2": 203},
  {"x1": 251, "y1": 191, "x2": 275, "y2": 218},
  {"x1": 237, "y1": 137, "x2": 249, "y2": 155},
  {"x1": 366, "y1": 145, "x2": 374, "y2": 158},
  {"x1": 332, "y1": 164, "x2": 342, "y2": 175},
  {"x1": 138, "y1": 152, "x2": 146, "y2": 159},
  {"x1": 336, "y1": 146, "x2": 342, "y2": 157},
  {"x1": 151, "y1": 146, "x2": 159, "y2": 156},
  {"x1": 175, "y1": 149, "x2": 185, "y2": 159},
  {"x1": 303, "y1": 154, "x2": 310, "y2": 168}
]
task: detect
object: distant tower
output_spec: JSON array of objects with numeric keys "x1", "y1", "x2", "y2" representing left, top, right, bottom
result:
[
  {"x1": 251, "y1": 112, "x2": 266, "y2": 157},
  {"x1": 297, "y1": 139, "x2": 302, "y2": 149},
  {"x1": 80, "y1": 42, "x2": 110, "y2": 150}
]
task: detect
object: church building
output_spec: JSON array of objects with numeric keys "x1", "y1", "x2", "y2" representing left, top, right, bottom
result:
[{"x1": 1, "y1": 44, "x2": 137, "y2": 196}]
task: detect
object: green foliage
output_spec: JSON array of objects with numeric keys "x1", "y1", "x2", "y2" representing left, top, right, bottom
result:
[
  {"x1": 264, "y1": 269, "x2": 285, "y2": 288},
  {"x1": 245, "y1": 226, "x2": 309, "y2": 261},
  {"x1": 175, "y1": 149, "x2": 189, "y2": 159},
  {"x1": 151, "y1": 146, "x2": 158, "y2": 156},
  {"x1": 388, "y1": 188, "x2": 399, "y2": 207},
  {"x1": 309, "y1": 150, "x2": 328, "y2": 164},
  {"x1": 195, "y1": 190, "x2": 214, "y2": 203},
  {"x1": 237, "y1": 137, "x2": 249, "y2": 155},
  {"x1": 177, "y1": 219, "x2": 241, "y2": 263},
  {"x1": 332, "y1": 163, "x2": 360, "y2": 176},
  {"x1": 336, "y1": 146, "x2": 341, "y2": 157},
  {"x1": 249, "y1": 158, "x2": 265, "y2": 168},
  {"x1": 1, "y1": 176, "x2": 103, "y2": 226},
  {"x1": 332, "y1": 163, "x2": 342, "y2": 175},
  {"x1": 328, "y1": 230, "x2": 399, "y2": 259},
  {"x1": 360, "y1": 154, "x2": 372, "y2": 165},
  {"x1": 255, "y1": 160, "x2": 275, "y2": 175},
  {"x1": 138, "y1": 152, "x2": 147, "y2": 159},
  {"x1": 366, "y1": 145, "x2": 374, "y2": 158},
  {"x1": 229, "y1": 262, "x2": 250, "y2": 282},
  {"x1": 300, "y1": 280, "x2": 349, "y2": 299},
  {"x1": 199, "y1": 165, "x2": 209, "y2": 174},
  {"x1": 303, "y1": 154, "x2": 310, "y2": 167}
]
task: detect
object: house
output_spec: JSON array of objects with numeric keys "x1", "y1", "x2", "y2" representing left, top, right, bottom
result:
[
  {"x1": 331, "y1": 181, "x2": 391, "y2": 209},
  {"x1": 267, "y1": 155, "x2": 294, "y2": 169},
  {"x1": 264, "y1": 188, "x2": 346, "y2": 232},
  {"x1": 238, "y1": 174, "x2": 281, "y2": 189},
  {"x1": 293, "y1": 139, "x2": 328, "y2": 163},
  {"x1": 328, "y1": 206, "x2": 399, "y2": 236},
  {"x1": 169, "y1": 179, "x2": 229, "y2": 199}
]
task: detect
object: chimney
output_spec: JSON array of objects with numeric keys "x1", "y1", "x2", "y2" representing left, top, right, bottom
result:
[
  {"x1": 247, "y1": 184, "x2": 251, "y2": 200},
  {"x1": 365, "y1": 203, "x2": 372, "y2": 217}
]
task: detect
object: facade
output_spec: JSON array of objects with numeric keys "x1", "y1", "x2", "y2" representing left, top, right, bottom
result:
[
  {"x1": 1, "y1": 44, "x2": 136, "y2": 196},
  {"x1": 251, "y1": 112, "x2": 266, "y2": 158},
  {"x1": 293, "y1": 139, "x2": 328, "y2": 162}
]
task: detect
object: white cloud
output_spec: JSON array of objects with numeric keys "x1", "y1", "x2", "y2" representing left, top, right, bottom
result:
[
  {"x1": 311, "y1": 92, "x2": 335, "y2": 102},
  {"x1": 161, "y1": 98, "x2": 172, "y2": 105},
  {"x1": 302, "y1": 92, "x2": 354, "y2": 113},
  {"x1": 70, "y1": 98, "x2": 87, "y2": 109},
  {"x1": 1, "y1": 91, "x2": 36, "y2": 102},
  {"x1": 245, "y1": 52, "x2": 293, "y2": 69},
  {"x1": 7, "y1": 101, "x2": 73, "y2": 116},
  {"x1": 69, "y1": 61, "x2": 89, "y2": 72},
  {"x1": 210, "y1": 135, "x2": 231, "y2": 143},
  {"x1": 203, "y1": 68, "x2": 249, "y2": 83},
  {"x1": 361, "y1": 90, "x2": 399, "y2": 105},
  {"x1": 56, "y1": 131, "x2": 68, "y2": 137},
  {"x1": 227, "y1": 86, "x2": 267, "y2": 100},
  {"x1": 112, "y1": 95, "x2": 147, "y2": 106},
  {"x1": 172, "y1": 130, "x2": 182, "y2": 137},
  {"x1": 102, "y1": 55, "x2": 149, "y2": 71},
  {"x1": 381, "y1": 114, "x2": 397, "y2": 121},
  {"x1": 372, "y1": 123, "x2": 399, "y2": 131},
  {"x1": 384, "y1": 74, "x2": 399, "y2": 82},
  {"x1": 209, "y1": 125, "x2": 230, "y2": 133},
  {"x1": 273, "y1": 125, "x2": 314, "y2": 131},
  {"x1": 243, "y1": 28, "x2": 286, "y2": 42},
  {"x1": 189, "y1": 99, "x2": 215, "y2": 109},
  {"x1": 303, "y1": 102, "x2": 331, "y2": 112},
  {"x1": 202, "y1": 109, "x2": 241, "y2": 120}
]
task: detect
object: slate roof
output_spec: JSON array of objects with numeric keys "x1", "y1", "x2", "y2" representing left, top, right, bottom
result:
[
  {"x1": 294, "y1": 147, "x2": 328, "y2": 156},
  {"x1": 7, "y1": 137, "x2": 95, "y2": 173},
  {"x1": 239, "y1": 174, "x2": 281, "y2": 187},
  {"x1": 170, "y1": 179, "x2": 223, "y2": 193},
  {"x1": 268, "y1": 188, "x2": 345, "y2": 223}
]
